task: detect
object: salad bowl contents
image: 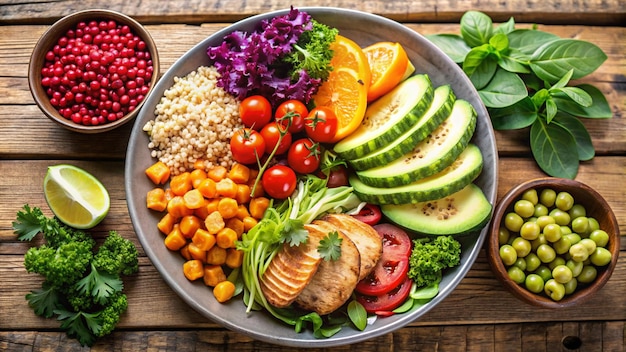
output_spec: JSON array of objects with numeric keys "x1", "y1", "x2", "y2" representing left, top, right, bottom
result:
[{"x1": 126, "y1": 7, "x2": 497, "y2": 347}]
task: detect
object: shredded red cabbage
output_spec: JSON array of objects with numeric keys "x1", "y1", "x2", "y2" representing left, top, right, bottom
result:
[{"x1": 207, "y1": 8, "x2": 322, "y2": 105}]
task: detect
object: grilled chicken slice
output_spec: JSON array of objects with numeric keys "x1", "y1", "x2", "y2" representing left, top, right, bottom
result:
[
  {"x1": 324, "y1": 213, "x2": 383, "y2": 281},
  {"x1": 260, "y1": 229, "x2": 324, "y2": 308},
  {"x1": 295, "y1": 220, "x2": 361, "y2": 315}
]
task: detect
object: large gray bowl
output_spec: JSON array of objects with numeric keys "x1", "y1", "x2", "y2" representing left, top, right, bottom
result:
[{"x1": 125, "y1": 7, "x2": 498, "y2": 347}]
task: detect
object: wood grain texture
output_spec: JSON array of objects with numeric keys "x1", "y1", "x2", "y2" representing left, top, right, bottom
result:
[{"x1": 1, "y1": 0, "x2": 624, "y2": 25}]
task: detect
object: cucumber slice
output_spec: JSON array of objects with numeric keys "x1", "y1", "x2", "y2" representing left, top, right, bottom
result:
[
  {"x1": 356, "y1": 99, "x2": 477, "y2": 188},
  {"x1": 381, "y1": 183, "x2": 492, "y2": 236},
  {"x1": 350, "y1": 144, "x2": 483, "y2": 204},
  {"x1": 349, "y1": 85, "x2": 456, "y2": 171},
  {"x1": 333, "y1": 74, "x2": 434, "y2": 160}
]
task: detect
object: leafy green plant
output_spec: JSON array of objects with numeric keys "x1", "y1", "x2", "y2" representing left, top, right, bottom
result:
[{"x1": 427, "y1": 11, "x2": 612, "y2": 178}]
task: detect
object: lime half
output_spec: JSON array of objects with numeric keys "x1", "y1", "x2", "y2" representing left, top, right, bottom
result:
[{"x1": 43, "y1": 164, "x2": 110, "y2": 229}]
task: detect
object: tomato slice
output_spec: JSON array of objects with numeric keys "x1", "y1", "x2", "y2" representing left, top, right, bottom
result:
[
  {"x1": 355, "y1": 223, "x2": 412, "y2": 296},
  {"x1": 356, "y1": 276, "x2": 412, "y2": 314},
  {"x1": 352, "y1": 203, "x2": 382, "y2": 225}
]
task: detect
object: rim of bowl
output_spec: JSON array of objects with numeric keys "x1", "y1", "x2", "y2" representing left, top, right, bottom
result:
[
  {"x1": 28, "y1": 9, "x2": 160, "y2": 134},
  {"x1": 487, "y1": 177, "x2": 620, "y2": 309}
]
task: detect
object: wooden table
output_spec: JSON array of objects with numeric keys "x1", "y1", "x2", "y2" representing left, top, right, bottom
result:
[{"x1": 1, "y1": 1, "x2": 624, "y2": 351}]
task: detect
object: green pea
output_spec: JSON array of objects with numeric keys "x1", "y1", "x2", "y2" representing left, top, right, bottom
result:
[
  {"x1": 552, "y1": 265, "x2": 573, "y2": 284},
  {"x1": 537, "y1": 244, "x2": 556, "y2": 263},
  {"x1": 553, "y1": 237, "x2": 572, "y2": 255},
  {"x1": 564, "y1": 233, "x2": 582, "y2": 246},
  {"x1": 544, "y1": 279, "x2": 565, "y2": 301},
  {"x1": 590, "y1": 247, "x2": 612, "y2": 266},
  {"x1": 543, "y1": 223, "x2": 562, "y2": 242},
  {"x1": 540, "y1": 188, "x2": 557, "y2": 207},
  {"x1": 514, "y1": 199, "x2": 536, "y2": 218},
  {"x1": 533, "y1": 203, "x2": 549, "y2": 217},
  {"x1": 555, "y1": 191, "x2": 574, "y2": 211},
  {"x1": 504, "y1": 212, "x2": 524, "y2": 232},
  {"x1": 569, "y1": 243, "x2": 589, "y2": 262},
  {"x1": 512, "y1": 237, "x2": 532, "y2": 258},
  {"x1": 525, "y1": 253, "x2": 541, "y2": 272},
  {"x1": 508, "y1": 266, "x2": 526, "y2": 284},
  {"x1": 560, "y1": 225, "x2": 572, "y2": 235},
  {"x1": 525, "y1": 274, "x2": 545, "y2": 293},
  {"x1": 589, "y1": 229, "x2": 609, "y2": 247},
  {"x1": 499, "y1": 244, "x2": 518, "y2": 266},
  {"x1": 577, "y1": 266, "x2": 597, "y2": 284},
  {"x1": 566, "y1": 259, "x2": 583, "y2": 278},
  {"x1": 568, "y1": 204, "x2": 586, "y2": 219},
  {"x1": 513, "y1": 257, "x2": 527, "y2": 271},
  {"x1": 498, "y1": 226, "x2": 511, "y2": 246},
  {"x1": 563, "y1": 278, "x2": 578, "y2": 295},
  {"x1": 534, "y1": 265, "x2": 553, "y2": 282},
  {"x1": 522, "y1": 188, "x2": 539, "y2": 205},
  {"x1": 549, "y1": 209, "x2": 571, "y2": 226},
  {"x1": 520, "y1": 221, "x2": 541, "y2": 240},
  {"x1": 571, "y1": 217, "x2": 590, "y2": 235}
]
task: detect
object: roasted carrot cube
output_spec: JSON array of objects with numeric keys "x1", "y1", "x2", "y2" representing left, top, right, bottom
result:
[
  {"x1": 228, "y1": 163, "x2": 250, "y2": 184},
  {"x1": 203, "y1": 265, "x2": 226, "y2": 287},
  {"x1": 145, "y1": 161, "x2": 171, "y2": 185},
  {"x1": 183, "y1": 259, "x2": 205, "y2": 281}
]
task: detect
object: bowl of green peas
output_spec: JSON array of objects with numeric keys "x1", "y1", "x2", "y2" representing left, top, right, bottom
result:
[{"x1": 487, "y1": 177, "x2": 620, "y2": 308}]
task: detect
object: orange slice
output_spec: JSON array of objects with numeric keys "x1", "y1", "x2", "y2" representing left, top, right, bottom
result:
[
  {"x1": 363, "y1": 41, "x2": 410, "y2": 102},
  {"x1": 313, "y1": 35, "x2": 370, "y2": 142},
  {"x1": 329, "y1": 35, "x2": 372, "y2": 90}
]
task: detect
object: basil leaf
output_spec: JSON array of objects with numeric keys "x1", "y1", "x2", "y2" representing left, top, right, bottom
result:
[
  {"x1": 478, "y1": 68, "x2": 527, "y2": 108},
  {"x1": 530, "y1": 39, "x2": 608, "y2": 83},
  {"x1": 460, "y1": 11, "x2": 493, "y2": 47},
  {"x1": 494, "y1": 17, "x2": 515, "y2": 35},
  {"x1": 392, "y1": 297, "x2": 415, "y2": 314},
  {"x1": 550, "y1": 69, "x2": 574, "y2": 90},
  {"x1": 551, "y1": 86, "x2": 593, "y2": 107},
  {"x1": 553, "y1": 112, "x2": 595, "y2": 161},
  {"x1": 347, "y1": 300, "x2": 367, "y2": 331},
  {"x1": 508, "y1": 29, "x2": 559, "y2": 55},
  {"x1": 530, "y1": 118, "x2": 579, "y2": 179},
  {"x1": 489, "y1": 33, "x2": 509, "y2": 52},
  {"x1": 553, "y1": 84, "x2": 611, "y2": 118},
  {"x1": 545, "y1": 96, "x2": 557, "y2": 123},
  {"x1": 426, "y1": 34, "x2": 470, "y2": 63},
  {"x1": 499, "y1": 52, "x2": 531, "y2": 74},
  {"x1": 489, "y1": 97, "x2": 538, "y2": 130},
  {"x1": 531, "y1": 88, "x2": 550, "y2": 108},
  {"x1": 463, "y1": 44, "x2": 491, "y2": 76},
  {"x1": 470, "y1": 56, "x2": 497, "y2": 90}
]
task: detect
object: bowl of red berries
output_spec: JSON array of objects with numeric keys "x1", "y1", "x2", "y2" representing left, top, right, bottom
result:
[{"x1": 28, "y1": 9, "x2": 159, "y2": 133}]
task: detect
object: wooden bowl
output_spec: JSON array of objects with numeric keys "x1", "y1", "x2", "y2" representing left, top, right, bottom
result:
[
  {"x1": 28, "y1": 9, "x2": 160, "y2": 133},
  {"x1": 487, "y1": 177, "x2": 620, "y2": 308}
]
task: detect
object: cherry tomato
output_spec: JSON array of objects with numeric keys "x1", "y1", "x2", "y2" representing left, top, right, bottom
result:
[
  {"x1": 239, "y1": 95, "x2": 272, "y2": 130},
  {"x1": 355, "y1": 223, "x2": 411, "y2": 296},
  {"x1": 260, "y1": 122, "x2": 292, "y2": 155},
  {"x1": 305, "y1": 107, "x2": 338, "y2": 143},
  {"x1": 352, "y1": 204, "x2": 382, "y2": 225},
  {"x1": 262, "y1": 165, "x2": 297, "y2": 199},
  {"x1": 229, "y1": 128, "x2": 266, "y2": 165},
  {"x1": 356, "y1": 276, "x2": 412, "y2": 314},
  {"x1": 287, "y1": 138, "x2": 321, "y2": 174},
  {"x1": 275, "y1": 99, "x2": 308, "y2": 133}
]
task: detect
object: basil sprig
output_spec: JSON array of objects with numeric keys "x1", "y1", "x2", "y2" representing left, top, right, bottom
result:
[{"x1": 427, "y1": 11, "x2": 612, "y2": 178}]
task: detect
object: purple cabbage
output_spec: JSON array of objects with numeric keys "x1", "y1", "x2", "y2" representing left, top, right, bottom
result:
[{"x1": 207, "y1": 8, "x2": 321, "y2": 105}]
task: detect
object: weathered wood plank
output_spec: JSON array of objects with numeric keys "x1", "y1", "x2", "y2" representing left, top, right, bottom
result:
[
  {"x1": 1, "y1": 322, "x2": 621, "y2": 351},
  {"x1": 1, "y1": 0, "x2": 624, "y2": 25}
]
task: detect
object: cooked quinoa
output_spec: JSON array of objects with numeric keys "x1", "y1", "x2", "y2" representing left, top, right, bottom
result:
[{"x1": 143, "y1": 66, "x2": 242, "y2": 176}]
